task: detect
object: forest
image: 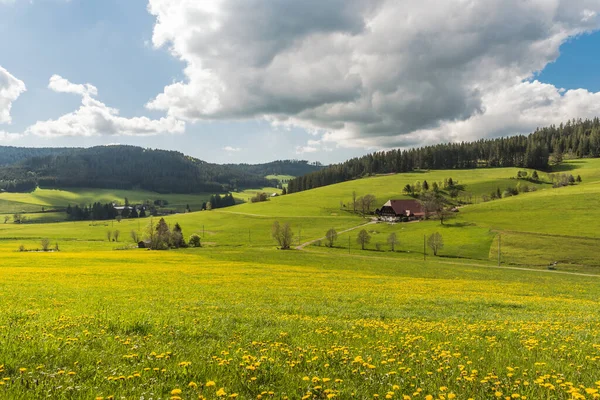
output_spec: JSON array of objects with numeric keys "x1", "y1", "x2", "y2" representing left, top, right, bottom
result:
[
  {"x1": 0, "y1": 146, "x2": 322, "y2": 193},
  {"x1": 288, "y1": 118, "x2": 600, "y2": 193}
]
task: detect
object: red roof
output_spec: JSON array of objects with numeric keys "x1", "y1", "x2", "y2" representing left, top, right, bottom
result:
[{"x1": 382, "y1": 199, "x2": 425, "y2": 216}]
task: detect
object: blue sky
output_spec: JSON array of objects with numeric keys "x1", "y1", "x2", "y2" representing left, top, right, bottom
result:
[{"x1": 1, "y1": 1, "x2": 600, "y2": 164}]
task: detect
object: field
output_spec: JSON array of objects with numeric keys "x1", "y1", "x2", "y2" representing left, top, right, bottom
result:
[
  {"x1": 0, "y1": 186, "x2": 281, "y2": 221},
  {"x1": 1, "y1": 160, "x2": 600, "y2": 399}
]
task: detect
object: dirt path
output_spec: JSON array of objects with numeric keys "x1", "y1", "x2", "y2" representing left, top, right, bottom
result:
[
  {"x1": 297, "y1": 247, "x2": 600, "y2": 278},
  {"x1": 296, "y1": 220, "x2": 377, "y2": 250},
  {"x1": 438, "y1": 260, "x2": 600, "y2": 278}
]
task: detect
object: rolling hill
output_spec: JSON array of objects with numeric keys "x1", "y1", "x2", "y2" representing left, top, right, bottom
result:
[
  {"x1": 0, "y1": 145, "x2": 322, "y2": 194},
  {"x1": 0, "y1": 157, "x2": 599, "y2": 399}
]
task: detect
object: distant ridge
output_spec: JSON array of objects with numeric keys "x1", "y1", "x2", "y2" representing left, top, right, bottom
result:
[{"x1": 0, "y1": 145, "x2": 323, "y2": 194}]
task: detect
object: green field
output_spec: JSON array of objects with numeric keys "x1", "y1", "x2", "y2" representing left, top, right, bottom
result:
[
  {"x1": 0, "y1": 186, "x2": 281, "y2": 222},
  {"x1": 1, "y1": 159, "x2": 600, "y2": 399}
]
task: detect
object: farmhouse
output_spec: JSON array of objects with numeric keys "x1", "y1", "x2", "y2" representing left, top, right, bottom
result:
[{"x1": 376, "y1": 199, "x2": 425, "y2": 222}]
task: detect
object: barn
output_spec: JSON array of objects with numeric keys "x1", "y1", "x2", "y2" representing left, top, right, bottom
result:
[{"x1": 376, "y1": 199, "x2": 425, "y2": 222}]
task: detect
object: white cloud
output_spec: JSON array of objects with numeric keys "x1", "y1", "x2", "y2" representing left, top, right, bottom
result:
[
  {"x1": 146, "y1": 0, "x2": 600, "y2": 149},
  {"x1": 0, "y1": 65, "x2": 26, "y2": 124},
  {"x1": 0, "y1": 130, "x2": 21, "y2": 141},
  {"x1": 223, "y1": 146, "x2": 241, "y2": 152},
  {"x1": 48, "y1": 74, "x2": 98, "y2": 97},
  {"x1": 295, "y1": 145, "x2": 318, "y2": 154},
  {"x1": 27, "y1": 75, "x2": 185, "y2": 137}
]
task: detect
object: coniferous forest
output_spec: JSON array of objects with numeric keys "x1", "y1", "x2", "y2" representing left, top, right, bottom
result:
[
  {"x1": 0, "y1": 146, "x2": 321, "y2": 193},
  {"x1": 287, "y1": 118, "x2": 600, "y2": 193}
]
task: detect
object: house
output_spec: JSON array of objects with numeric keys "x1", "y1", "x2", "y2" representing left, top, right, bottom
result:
[{"x1": 376, "y1": 199, "x2": 425, "y2": 222}]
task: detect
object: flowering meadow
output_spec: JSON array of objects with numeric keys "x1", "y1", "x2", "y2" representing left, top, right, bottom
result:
[{"x1": 0, "y1": 248, "x2": 599, "y2": 399}]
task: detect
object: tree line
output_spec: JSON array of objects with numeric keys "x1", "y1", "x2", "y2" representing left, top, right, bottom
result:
[{"x1": 287, "y1": 118, "x2": 600, "y2": 193}]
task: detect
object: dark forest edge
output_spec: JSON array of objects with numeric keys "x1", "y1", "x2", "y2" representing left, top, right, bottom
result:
[
  {"x1": 0, "y1": 145, "x2": 323, "y2": 194},
  {"x1": 287, "y1": 118, "x2": 600, "y2": 193}
]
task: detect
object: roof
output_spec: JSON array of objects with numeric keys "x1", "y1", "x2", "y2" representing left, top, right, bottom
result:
[{"x1": 382, "y1": 199, "x2": 425, "y2": 216}]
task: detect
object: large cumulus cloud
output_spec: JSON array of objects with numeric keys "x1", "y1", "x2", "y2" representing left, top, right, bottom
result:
[
  {"x1": 146, "y1": 0, "x2": 600, "y2": 149},
  {"x1": 0, "y1": 65, "x2": 26, "y2": 125},
  {"x1": 27, "y1": 75, "x2": 185, "y2": 137}
]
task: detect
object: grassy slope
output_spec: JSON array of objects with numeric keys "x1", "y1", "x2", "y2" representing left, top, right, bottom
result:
[
  {"x1": 1, "y1": 161, "x2": 600, "y2": 398},
  {"x1": 2, "y1": 159, "x2": 599, "y2": 268},
  {"x1": 0, "y1": 247, "x2": 599, "y2": 399},
  {"x1": 0, "y1": 186, "x2": 280, "y2": 218}
]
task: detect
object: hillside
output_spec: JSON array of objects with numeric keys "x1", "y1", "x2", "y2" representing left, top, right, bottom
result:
[
  {"x1": 0, "y1": 158, "x2": 599, "y2": 399},
  {"x1": 0, "y1": 145, "x2": 322, "y2": 194},
  {"x1": 288, "y1": 118, "x2": 600, "y2": 193},
  {"x1": 1, "y1": 157, "x2": 599, "y2": 399},
  {"x1": 1, "y1": 158, "x2": 597, "y2": 270}
]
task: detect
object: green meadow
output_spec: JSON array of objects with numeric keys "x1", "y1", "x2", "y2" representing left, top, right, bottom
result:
[{"x1": 1, "y1": 159, "x2": 600, "y2": 399}]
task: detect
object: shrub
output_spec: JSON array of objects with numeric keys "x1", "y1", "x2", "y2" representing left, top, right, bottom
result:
[
  {"x1": 41, "y1": 238, "x2": 51, "y2": 252},
  {"x1": 251, "y1": 192, "x2": 269, "y2": 203},
  {"x1": 189, "y1": 234, "x2": 201, "y2": 248}
]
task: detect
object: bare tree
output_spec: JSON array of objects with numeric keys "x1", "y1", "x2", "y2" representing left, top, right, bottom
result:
[
  {"x1": 3, "y1": 216, "x2": 9, "y2": 224},
  {"x1": 113, "y1": 230, "x2": 120, "y2": 242},
  {"x1": 272, "y1": 221, "x2": 294, "y2": 250},
  {"x1": 427, "y1": 232, "x2": 444, "y2": 256},
  {"x1": 352, "y1": 191, "x2": 357, "y2": 213},
  {"x1": 325, "y1": 228, "x2": 338, "y2": 248},
  {"x1": 356, "y1": 229, "x2": 371, "y2": 250},
  {"x1": 387, "y1": 232, "x2": 399, "y2": 252},
  {"x1": 41, "y1": 238, "x2": 51, "y2": 252},
  {"x1": 419, "y1": 192, "x2": 450, "y2": 225},
  {"x1": 13, "y1": 213, "x2": 24, "y2": 224},
  {"x1": 130, "y1": 230, "x2": 139, "y2": 243},
  {"x1": 106, "y1": 231, "x2": 112, "y2": 242},
  {"x1": 361, "y1": 194, "x2": 377, "y2": 215}
]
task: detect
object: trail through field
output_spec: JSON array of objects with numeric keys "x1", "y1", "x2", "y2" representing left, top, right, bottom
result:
[
  {"x1": 438, "y1": 260, "x2": 600, "y2": 278},
  {"x1": 301, "y1": 248, "x2": 600, "y2": 278},
  {"x1": 296, "y1": 220, "x2": 377, "y2": 250}
]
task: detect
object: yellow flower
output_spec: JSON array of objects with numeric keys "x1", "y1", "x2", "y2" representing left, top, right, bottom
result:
[
  {"x1": 171, "y1": 389, "x2": 182, "y2": 395},
  {"x1": 448, "y1": 394, "x2": 456, "y2": 399},
  {"x1": 217, "y1": 388, "x2": 227, "y2": 397},
  {"x1": 189, "y1": 381, "x2": 198, "y2": 388},
  {"x1": 206, "y1": 381, "x2": 216, "y2": 387}
]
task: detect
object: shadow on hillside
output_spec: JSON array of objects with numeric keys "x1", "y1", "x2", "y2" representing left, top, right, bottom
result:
[
  {"x1": 550, "y1": 162, "x2": 582, "y2": 173},
  {"x1": 443, "y1": 222, "x2": 475, "y2": 228}
]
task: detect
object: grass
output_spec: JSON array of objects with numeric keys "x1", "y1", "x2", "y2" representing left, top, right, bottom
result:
[
  {"x1": 1, "y1": 159, "x2": 600, "y2": 398},
  {"x1": 1, "y1": 248, "x2": 600, "y2": 399}
]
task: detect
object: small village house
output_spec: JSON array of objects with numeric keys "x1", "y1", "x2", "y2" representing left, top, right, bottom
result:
[{"x1": 376, "y1": 199, "x2": 425, "y2": 222}]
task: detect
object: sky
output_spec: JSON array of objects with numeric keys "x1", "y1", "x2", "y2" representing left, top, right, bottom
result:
[{"x1": 1, "y1": 0, "x2": 600, "y2": 165}]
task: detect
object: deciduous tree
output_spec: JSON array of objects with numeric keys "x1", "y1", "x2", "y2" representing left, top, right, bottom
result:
[
  {"x1": 356, "y1": 229, "x2": 371, "y2": 250},
  {"x1": 325, "y1": 228, "x2": 338, "y2": 248},
  {"x1": 387, "y1": 232, "x2": 399, "y2": 252},
  {"x1": 272, "y1": 221, "x2": 294, "y2": 250},
  {"x1": 427, "y1": 232, "x2": 444, "y2": 256}
]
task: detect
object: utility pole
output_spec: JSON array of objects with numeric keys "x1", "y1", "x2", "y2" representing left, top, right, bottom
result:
[
  {"x1": 498, "y1": 233, "x2": 501, "y2": 266},
  {"x1": 423, "y1": 234, "x2": 426, "y2": 261},
  {"x1": 348, "y1": 236, "x2": 351, "y2": 254}
]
